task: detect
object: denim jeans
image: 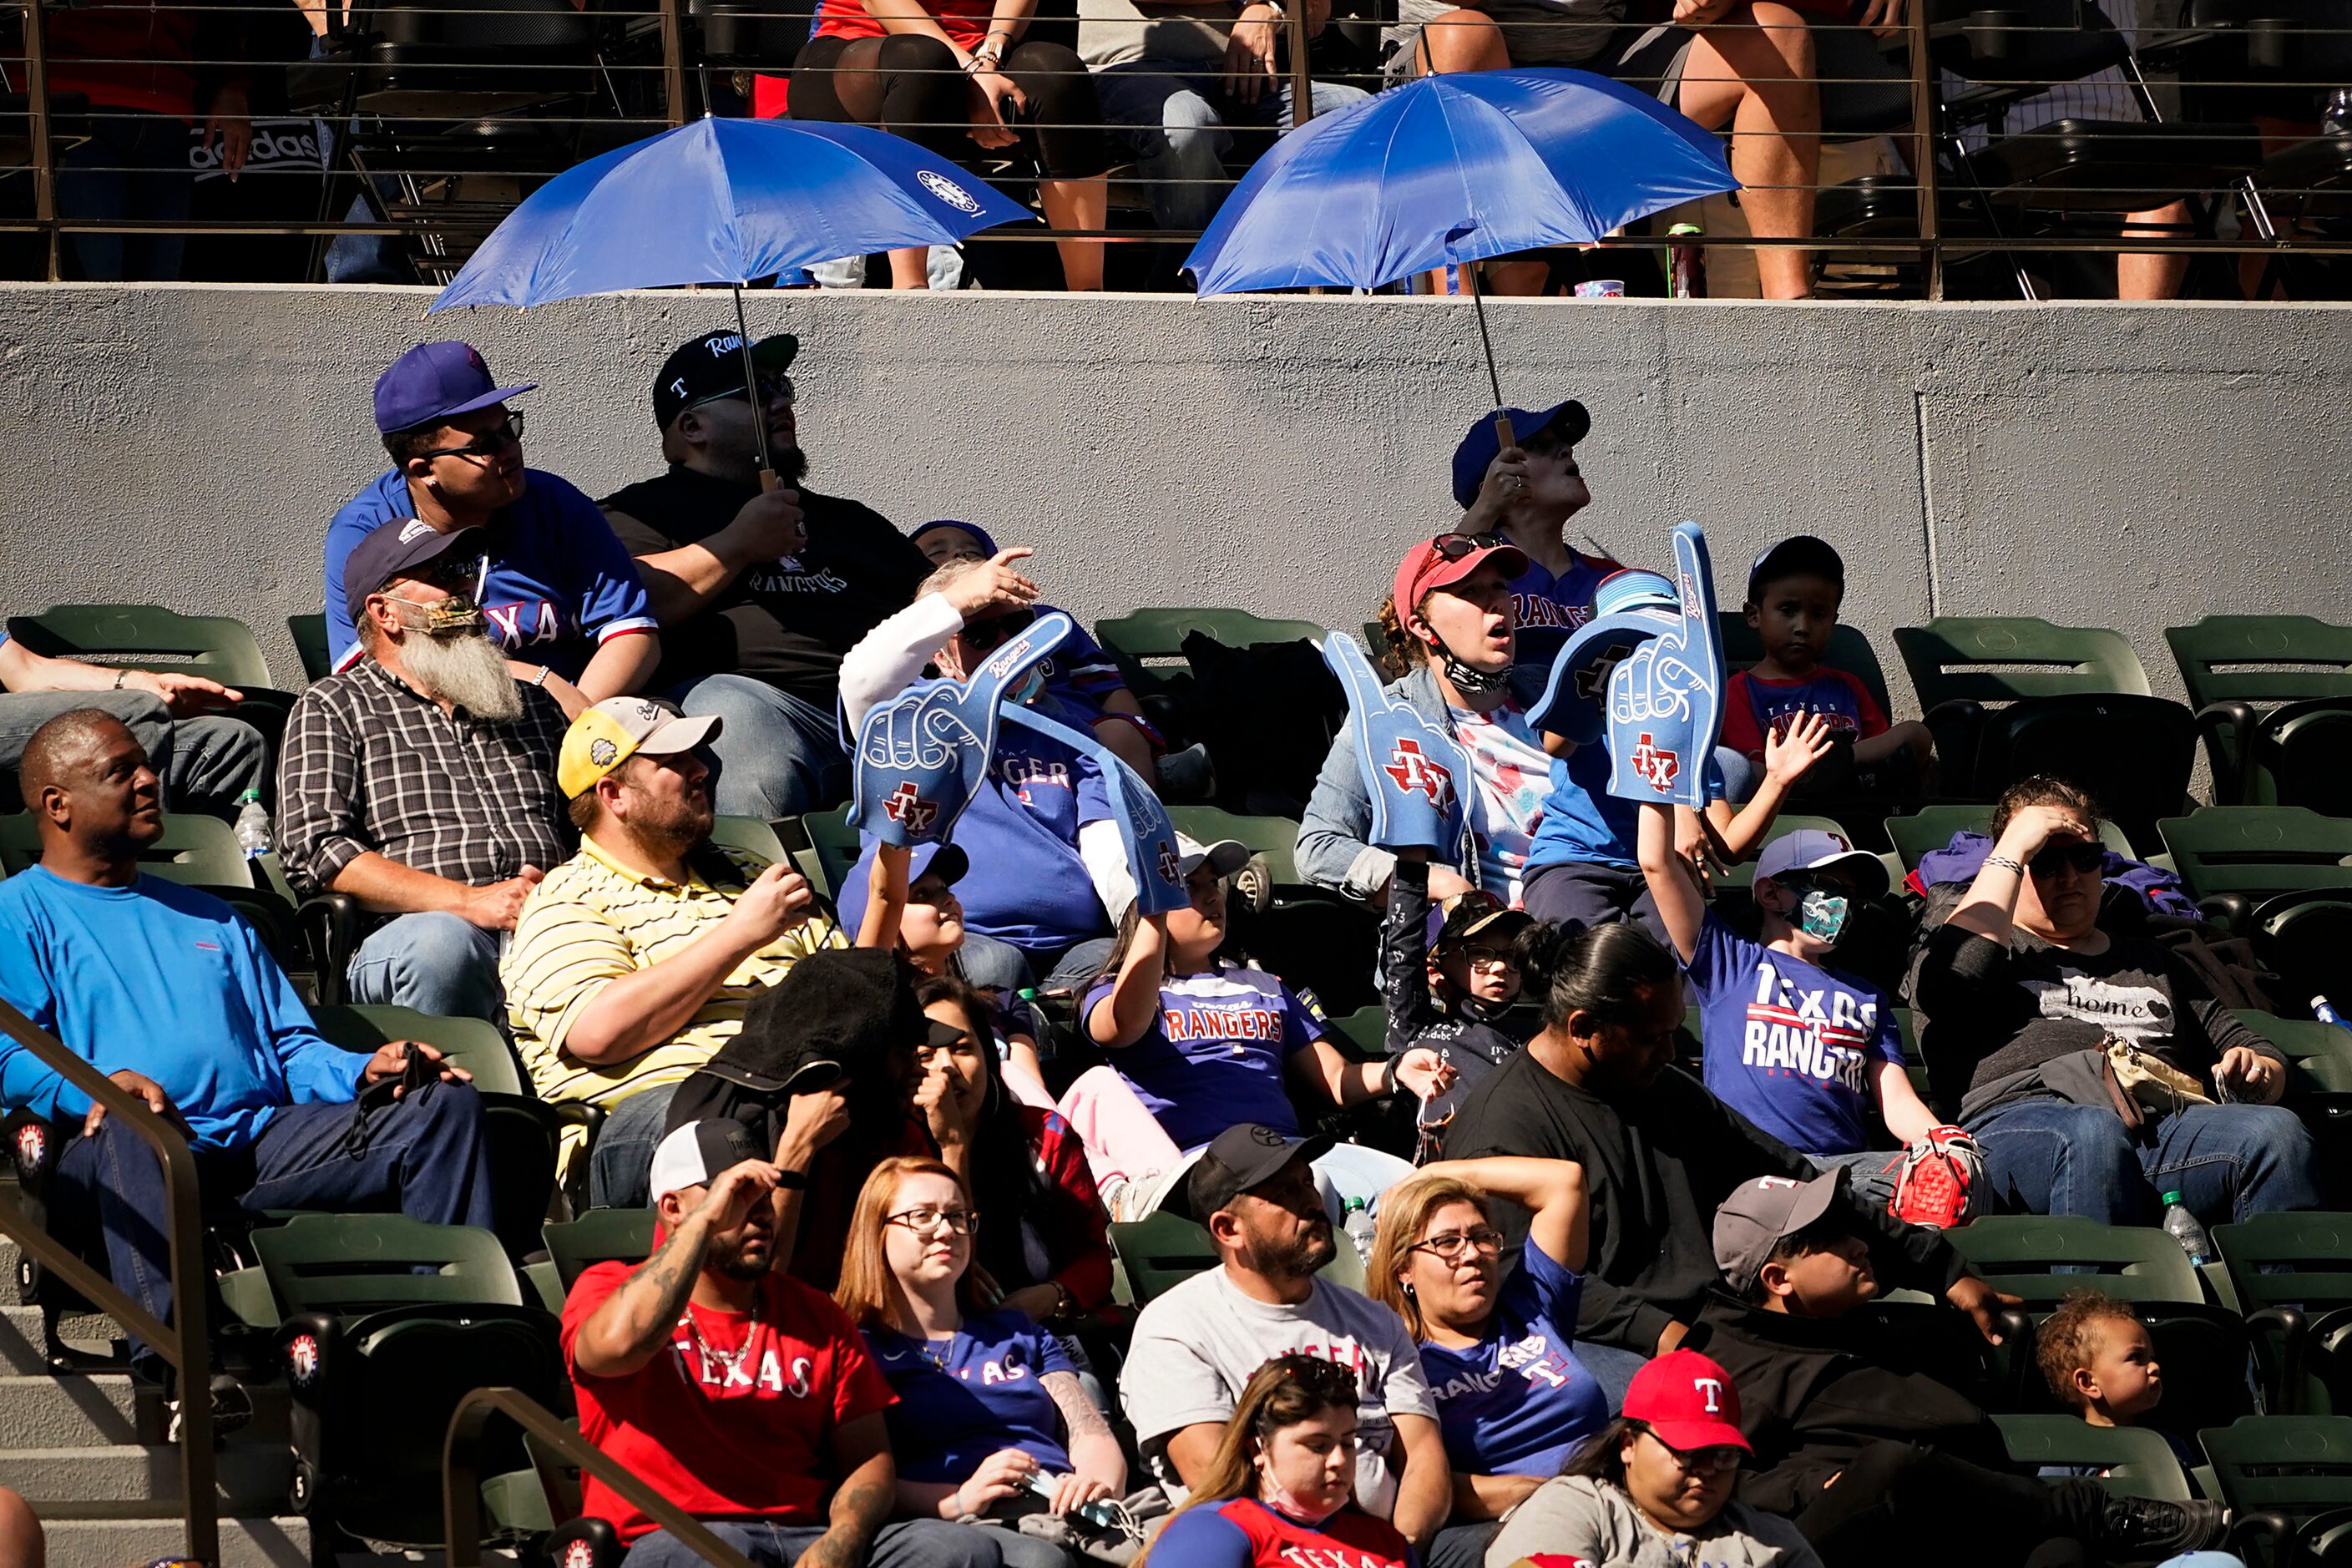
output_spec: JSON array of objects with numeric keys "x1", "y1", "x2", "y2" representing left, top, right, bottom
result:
[
  {"x1": 347, "y1": 912, "x2": 505, "y2": 1024},
  {"x1": 1092, "y1": 63, "x2": 1371, "y2": 230},
  {"x1": 624, "y1": 1518, "x2": 1006, "y2": 1568},
  {"x1": 57, "y1": 108, "x2": 194, "y2": 281},
  {"x1": 0, "y1": 690, "x2": 266, "y2": 818},
  {"x1": 1810, "y1": 1147, "x2": 1902, "y2": 1217},
  {"x1": 1965, "y1": 1095, "x2": 2323, "y2": 1227},
  {"x1": 49, "y1": 1080, "x2": 493, "y2": 1374},
  {"x1": 588, "y1": 1082, "x2": 679, "y2": 1211},
  {"x1": 1571, "y1": 1340, "x2": 1651, "y2": 1415},
  {"x1": 670, "y1": 674, "x2": 849, "y2": 820}
]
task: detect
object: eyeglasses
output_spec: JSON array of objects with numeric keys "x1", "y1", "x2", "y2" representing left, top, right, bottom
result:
[
  {"x1": 415, "y1": 412, "x2": 524, "y2": 463},
  {"x1": 412, "y1": 552, "x2": 487, "y2": 594},
  {"x1": 1409, "y1": 1225, "x2": 1505, "y2": 1261},
  {"x1": 692, "y1": 377, "x2": 796, "y2": 414},
  {"x1": 1643, "y1": 1432, "x2": 1743, "y2": 1475},
  {"x1": 2028, "y1": 842, "x2": 2106, "y2": 878},
  {"x1": 961, "y1": 605, "x2": 1036, "y2": 653},
  {"x1": 1457, "y1": 944, "x2": 1516, "y2": 970},
  {"x1": 886, "y1": 1206, "x2": 979, "y2": 1236}
]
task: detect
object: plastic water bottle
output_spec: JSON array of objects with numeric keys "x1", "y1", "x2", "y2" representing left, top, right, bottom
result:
[
  {"x1": 2161, "y1": 1190, "x2": 2216, "y2": 1267},
  {"x1": 1343, "y1": 1198, "x2": 1378, "y2": 1268},
  {"x1": 232, "y1": 789, "x2": 272, "y2": 859},
  {"x1": 2314, "y1": 996, "x2": 2352, "y2": 1034}
]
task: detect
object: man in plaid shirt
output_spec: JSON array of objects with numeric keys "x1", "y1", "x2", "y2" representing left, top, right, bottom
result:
[{"x1": 277, "y1": 518, "x2": 574, "y2": 1023}]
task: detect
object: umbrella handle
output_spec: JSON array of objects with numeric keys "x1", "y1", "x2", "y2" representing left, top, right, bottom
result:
[
  {"x1": 1493, "y1": 410, "x2": 1515, "y2": 450},
  {"x1": 758, "y1": 468, "x2": 781, "y2": 493}
]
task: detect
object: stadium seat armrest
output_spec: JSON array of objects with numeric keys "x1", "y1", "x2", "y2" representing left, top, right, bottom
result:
[
  {"x1": 2192, "y1": 700, "x2": 2262, "y2": 804},
  {"x1": 2294, "y1": 1505, "x2": 2352, "y2": 1566},
  {"x1": 296, "y1": 893, "x2": 362, "y2": 1007},
  {"x1": 2244, "y1": 1305, "x2": 2308, "y2": 1413},
  {"x1": 2231, "y1": 1511, "x2": 2295, "y2": 1565},
  {"x1": 2194, "y1": 893, "x2": 2253, "y2": 934},
  {"x1": 1921, "y1": 700, "x2": 1986, "y2": 794},
  {"x1": 544, "y1": 1515, "x2": 625, "y2": 1568}
]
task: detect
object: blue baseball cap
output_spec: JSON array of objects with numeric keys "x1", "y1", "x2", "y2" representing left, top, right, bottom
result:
[
  {"x1": 341, "y1": 516, "x2": 483, "y2": 622},
  {"x1": 374, "y1": 341, "x2": 535, "y2": 436},
  {"x1": 1450, "y1": 399, "x2": 1591, "y2": 508}
]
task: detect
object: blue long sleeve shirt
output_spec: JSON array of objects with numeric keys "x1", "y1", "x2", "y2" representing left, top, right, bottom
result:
[{"x1": 0, "y1": 868, "x2": 366, "y2": 1151}]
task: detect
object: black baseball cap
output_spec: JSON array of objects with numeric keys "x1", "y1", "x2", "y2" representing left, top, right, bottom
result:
[
  {"x1": 341, "y1": 517, "x2": 483, "y2": 622},
  {"x1": 1747, "y1": 536, "x2": 1846, "y2": 603},
  {"x1": 653, "y1": 330, "x2": 801, "y2": 431},
  {"x1": 1183, "y1": 1123, "x2": 1333, "y2": 1220}
]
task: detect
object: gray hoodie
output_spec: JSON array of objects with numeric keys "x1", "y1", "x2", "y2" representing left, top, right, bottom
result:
[{"x1": 1484, "y1": 1475, "x2": 1823, "y2": 1568}]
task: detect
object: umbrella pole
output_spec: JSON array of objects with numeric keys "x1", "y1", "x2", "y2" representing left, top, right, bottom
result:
[
  {"x1": 1461, "y1": 259, "x2": 1509, "y2": 423},
  {"x1": 733, "y1": 283, "x2": 780, "y2": 493}
]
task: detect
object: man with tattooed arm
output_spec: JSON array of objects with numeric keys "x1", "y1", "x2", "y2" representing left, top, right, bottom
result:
[{"x1": 563, "y1": 1118, "x2": 1007, "y2": 1568}]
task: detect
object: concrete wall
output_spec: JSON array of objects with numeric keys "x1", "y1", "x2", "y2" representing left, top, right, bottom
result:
[{"x1": 2, "y1": 284, "x2": 2347, "y2": 714}]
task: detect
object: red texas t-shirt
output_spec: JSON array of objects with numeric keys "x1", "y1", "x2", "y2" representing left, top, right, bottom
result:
[{"x1": 562, "y1": 1259, "x2": 895, "y2": 1541}]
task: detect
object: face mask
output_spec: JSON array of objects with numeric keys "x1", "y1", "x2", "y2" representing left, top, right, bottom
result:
[
  {"x1": 1256, "y1": 1473, "x2": 1347, "y2": 1526},
  {"x1": 1009, "y1": 667, "x2": 1045, "y2": 706},
  {"x1": 393, "y1": 594, "x2": 487, "y2": 638},
  {"x1": 1439, "y1": 650, "x2": 1511, "y2": 696},
  {"x1": 1794, "y1": 886, "x2": 1851, "y2": 945}
]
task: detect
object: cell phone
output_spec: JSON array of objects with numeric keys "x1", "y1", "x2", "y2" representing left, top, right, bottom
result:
[
  {"x1": 998, "y1": 91, "x2": 1024, "y2": 124},
  {"x1": 1025, "y1": 1473, "x2": 1121, "y2": 1530}
]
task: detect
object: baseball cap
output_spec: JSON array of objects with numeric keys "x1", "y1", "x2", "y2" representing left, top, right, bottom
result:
[
  {"x1": 1753, "y1": 829, "x2": 1889, "y2": 901},
  {"x1": 1449, "y1": 399, "x2": 1592, "y2": 508},
  {"x1": 1177, "y1": 833, "x2": 1250, "y2": 880},
  {"x1": 1712, "y1": 1170, "x2": 1845, "y2": 1295},
  {"x1": 558, "y1": 696, "x2": 724, "y2": 799},
  {"x1": 1393, "y1": 535, "x2": 1531, "y2": 620},
  {"x1": 1624, "y1": 1349, "x2": 1751, "y2": 1453},
  {"x1": 648, "y1": 1117, "x2": 764, "y2": 1202},
  {"x1": 1746, "y1": 536, "x2": 1845, "y2": 603},
  {"x1": 906, "y1": 842, "x2": 969, "y2": 888},
  {"x1": 653, "y1": 330, "x2": 801, "y2": 431},
  {"x1": 340, "y1": 516, "x2": 483, "y2": 623},
  {"x1": 375, "y1": 341, "x2": 534, "y2": 436},
  {"x1": 1424, "y1": 888, "x2": 1533, "y2": 955},
  {"x1": 1182, "y1": 1123, "x2": 1334, "y2": 1220},
  {"x1": 909, "y1": 520, "x2": 998, "y2": 559}
]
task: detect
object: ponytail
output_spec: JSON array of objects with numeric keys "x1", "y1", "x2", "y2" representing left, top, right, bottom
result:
[{"x1": 1517, "y1": 920, "x2": 1678, "y2": 1035}]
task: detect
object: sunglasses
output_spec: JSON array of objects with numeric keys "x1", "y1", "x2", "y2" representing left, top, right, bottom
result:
[
  {"x1": 1424, "y1": 534, "x2": 1515, "y2": 564},
  {"x1": 961, "y1": 605, "x2": 1037, "y2": 653},
  {"x1": 2028, "y1": 842, "x2": 2106, "y2": 878},
  {"x1": 414, "y1": 412, "x2": 524, "y2": 463}
]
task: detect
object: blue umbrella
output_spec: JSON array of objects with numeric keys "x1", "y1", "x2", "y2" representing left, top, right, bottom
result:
[
  {"x1": 1184, "y1": 68, "x2": 1737, "y2": 411},
  {"x1": 432, "y1": 115, "x2": 1032, "y2": 476}
]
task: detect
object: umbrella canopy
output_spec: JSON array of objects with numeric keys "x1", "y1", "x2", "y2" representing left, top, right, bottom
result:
[
  {"x1": 432, "y1": 115, "x2": 1032, "y2": 311},
  {"x1": 1183, "y1": 68, "x2": 1737, "y2": 296}
]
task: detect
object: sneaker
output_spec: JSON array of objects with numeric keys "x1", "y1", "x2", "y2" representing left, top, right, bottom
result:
[
  {"x1": 1232, "y1": 855, "x2": 1274, "y2": 916},
  {"x1": 166, "y1": 1373, "x2": 253, "y2": 1444},
  {"x1": 2102, "y1": 1496, "x2": 2228, "y2": 1556},
  {"x1": 1155, "y1": 744, "x2": 1216, "y2": 802}
]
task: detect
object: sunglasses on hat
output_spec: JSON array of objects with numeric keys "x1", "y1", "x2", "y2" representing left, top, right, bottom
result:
[{"x1": 1424, "y1": 534, "x2": 1515, "y2": 564}]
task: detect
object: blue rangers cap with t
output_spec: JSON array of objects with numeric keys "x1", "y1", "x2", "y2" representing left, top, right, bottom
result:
[{"x1": 374, "y1": 341, "x2": 535, "y2": 435}]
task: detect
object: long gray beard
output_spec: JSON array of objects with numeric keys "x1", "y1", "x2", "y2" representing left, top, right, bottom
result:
[{"x1": 402, "y1": 629, "x2": 524, "y2": 722}]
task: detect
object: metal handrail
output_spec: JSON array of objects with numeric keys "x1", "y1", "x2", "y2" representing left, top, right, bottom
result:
[
  {"x1": 0, "y1": 998, "x2": 216, "y2": 1564},
  {"x1": 443, "y1": 1387, "x2": 758, "y2": 1568}
]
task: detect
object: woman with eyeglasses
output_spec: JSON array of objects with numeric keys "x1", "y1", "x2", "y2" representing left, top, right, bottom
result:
[
  {"x1": 908, "y1": 974, "x2": 1112, "y2": 1323},
  {"x1": 1366, "y1": 1159, "x2": 1603, "y2": 1568},
  {"x1": 1138, "y1": 1356, "x2": 1414, "y2": 1568},
  {"x1": 1483, "y1": 1350, "x2": 1822, "y2": 1568},
  {"x1": 835, "y1": 1156, "x2": 1125, "y2": 1567},
  {"x1": 1907, "y1": 776, "x2": 2318, "y2": 1230}
]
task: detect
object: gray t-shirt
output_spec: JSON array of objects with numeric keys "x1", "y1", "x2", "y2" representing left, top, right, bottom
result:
[
  {"x1": 1080, "y1": 0, "x2": 1236, "y2": 69},
  {"x1": 1485, "y1": 1476, "x2": 1823, "y2": 1568},
  {"x1": 1120, "y1": 1268, "x2": 1438, "y2": 1515}
]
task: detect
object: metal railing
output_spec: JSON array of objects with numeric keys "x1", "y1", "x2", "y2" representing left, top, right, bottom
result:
[
  {"x1": 0, "y1": 999, "x2": 216, "y2": 1565},
  {"x1": 443, "y1": 1386, "x2": 756, "y2": 1568}
]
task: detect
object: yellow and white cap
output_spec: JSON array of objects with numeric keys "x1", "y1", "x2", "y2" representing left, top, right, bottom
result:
[{"x1": 558, "y1": 697, "x2": 723, "y2": 799}]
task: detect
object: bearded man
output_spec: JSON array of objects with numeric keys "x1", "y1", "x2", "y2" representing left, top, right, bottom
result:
[{"x1": 278, "y1": 518, "x2": 574, "y2": 1022}]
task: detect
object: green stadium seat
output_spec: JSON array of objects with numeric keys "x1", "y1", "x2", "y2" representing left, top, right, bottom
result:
[
  {"x1": 1110, "y1": 1210, "x2": 1219, "y2": 1307},
  {"x1": 1897, "y1": 617, "x2": 2157, "y2": 706},
  {"x1": 2195, "y1": 1415, "x2": 2352, "y2": 1565},
  {"x1": 2238, "y1": 1012, "x2": 2352, "y2": 1096},
  {"x1": 2216, "y1": 1213, "x2": 2352, "y2": 1416},
  {"x1": 2164, "y1": 616, "x2": 2352, "y2": 811},
  {"x1": 1884, "y1": 804, "x2": 2136, "y2": 878},
  {"x1": 1328, "y1": 1005, "x2": 1388, "y2": 1062},
  {"x1": 1095, "y1": 609, "x2": 1327, "y2": 683},
  {"x1": 1946, "y1": 1216, "x2": 2206, "y2": 1306},
  {"x1": 310, "y1": 1004, "x2": 524, "y2": 1096},
  {"x1": 1990, "y1": 1413, "x2": 2194, "y2": 1500},
  {"x1": 289, "y1": 613, "x2": 333, "y2": 685},
  {"x1": 794, "y1": 804, "x2": 860, "y2": 903},
  {"x1": 544, "y1": 1208, "x2": 657, "y2": 1295},
  {"x1": 0, "y1": 807, "x2": 251, "y2": 886},
  {"x1": 6, "y1": 603, "x2": 298, "y2": 751},
  {"x1": 1169, "y1": 805, "x2": 1307, "y2": 888},
  {"x1": 2155, "y1": 809, "x2": 2352, "y2": 1005}
]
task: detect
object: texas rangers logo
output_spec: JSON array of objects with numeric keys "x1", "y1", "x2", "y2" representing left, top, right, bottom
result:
[
  {"x1": 1156, "y1": 842, "x2": 1181, "y2": 888},
  {"x1": 12, "y1": 1122, "x2": 43, "y2": 1174},
  {"x1": 917, "y1": 169, "x2": 983, "y2": 215},
  {"x1": 882, "y1": 781, "x2": 938, "y2": 835},
  {"x1": 1383, "y1": 738, "x2": 1454, "y2": 809},
  {"x1": 561, "y1": 1539, "x2": 597, "y2": 1568},
  {"x1": 1576, "y1": 642, "x2": 1634, "y2": 699},
  {"x1": 288, "y1": 1333, "x2": 321, "y2": 1388},
  {"x1": 1629, "y1": 733, "x2": 1680, "y2": 791}
]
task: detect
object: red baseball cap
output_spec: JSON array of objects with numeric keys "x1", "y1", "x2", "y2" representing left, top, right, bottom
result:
[
  {"x1": 1623, "y1": 1349, "x2": 1751, "y2": 1453},
  {"x1": 1393, "y1": 534, "x2": 1530, "y2": 619}
]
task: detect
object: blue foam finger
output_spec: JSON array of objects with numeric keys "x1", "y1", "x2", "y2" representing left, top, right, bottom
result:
[
  {"x1": 1001, "y1": 702, "x2": 1189, "y2": 917},
  {"x1": 1601, "y1": 523, "x2": 1726, "y2": 809},
  {"x1": 1321, "y1": 630, "x2": 1469, "y2": 853},
  {"x1": 850, "y1": 610, "x2": 1075, "y2": 847}
]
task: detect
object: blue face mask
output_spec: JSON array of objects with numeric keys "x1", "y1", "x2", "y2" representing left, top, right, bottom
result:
[{"x1": 1794, "y1": 886, "x2": 1851, "y2": 945}]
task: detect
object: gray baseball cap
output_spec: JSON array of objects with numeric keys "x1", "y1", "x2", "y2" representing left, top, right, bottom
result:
[{"x1": 1712, "y1": 1170, "x2": 1845, "y2": 1293}]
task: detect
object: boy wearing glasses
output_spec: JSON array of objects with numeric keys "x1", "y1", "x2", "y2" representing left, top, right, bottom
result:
[
  {"x1": 1380, "y1": 858, "x2": 1534, "y2": 1156},
  {"x1": 1689, "y1": 1172, "x2": 2228, "y2": 1566},
  {"x1": 322, "y1": 341, "x2": 661, "y2": 712}
]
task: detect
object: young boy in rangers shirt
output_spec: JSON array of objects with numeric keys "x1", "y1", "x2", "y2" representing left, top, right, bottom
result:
[{"x1": 563, "y1": 1119, "x2": 1001, "y2": 1568}]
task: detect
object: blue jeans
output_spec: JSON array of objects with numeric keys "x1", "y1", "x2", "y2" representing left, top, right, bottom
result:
[
  {"x1": 1965, "y1": 1096, "x2": 2323, "y2": 1227},
  {"x1": 347, "y1": 912, "x2": 505, "y2": 1024},
  {"x1": 588, "y1": 1081, "x2": 678, "y2": 1211},
  {"x1": 1811, "y1": 1147, "x2": 1902, "y2": 1217},
  {"x1": 50, "y1": 1080, "x2": 493, "y2": 1375},
  {"x1": 671, "y1": 675, "x2": 849, "y2": 820},
  {"x1": 57, "y1": 109, "x2": 193, "y2": 282},
  {"x1": 956, "y1": 933, "x2": 1034, "y2": 997},
  {"x1": 1092, "y1": 63, "x2": 1371, "y2": 230},
  {"x1": 625, "y1": 1518, "x2": 1005, "y2": 1568},
  {"x1": 1573, "y1": 1340, "x2": 1651, "y2": 1415},
  {"x1": 0, "y1": 690, "x2": 265, "y2": 819}
]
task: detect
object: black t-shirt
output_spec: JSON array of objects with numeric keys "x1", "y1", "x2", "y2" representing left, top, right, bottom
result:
[{"x1": 600, "y1": 466, "x2": 928, "y2": 701}]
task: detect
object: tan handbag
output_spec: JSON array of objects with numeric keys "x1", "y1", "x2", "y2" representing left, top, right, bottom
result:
[{"x1": 2104, "y1": 1035, "x2": 2215, "y2": 1117}]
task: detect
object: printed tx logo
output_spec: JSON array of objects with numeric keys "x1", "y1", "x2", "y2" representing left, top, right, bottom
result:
[
  {"x1": 1156, "y1": 842, "x2": 1181, "y2": 887},
  {"x1": 1577, "y1": 643, "x2": 1633, "y2": 699},
  {"x1": 883, "y1": 781, "x2": 938, "y2": 835},
  {"x1": 1694, "y1": 1376, "x2": 1725, "y2": 1414},
  {"x1": 1630, "y1": 733, "x2": 1680, "y2": 791},
  {"x1": 1383, "y1": 738, "x2": 1454, "y2": 808}
]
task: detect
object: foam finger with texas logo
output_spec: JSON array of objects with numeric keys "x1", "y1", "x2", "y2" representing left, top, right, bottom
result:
[
  {"x1": 1529, "y1": 521, "x2": 1726, "y2": 810},
  {"x1": 1321, "y1": 628, "x2": 1469, "y2": 852},
  {"x1": 850, "y1": 610, "x2": 1075, "y2": 847}
]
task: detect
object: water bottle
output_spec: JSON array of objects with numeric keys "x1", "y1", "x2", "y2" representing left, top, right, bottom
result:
[
  {"x1": 1667, "y1": 222, "x2": 1708, "y2": 300},
  {"x1": 1343, "y1": 1197, "x2": 1378, "y2": 1268},
  {"x1": 2161, "y1": 1190, "x2": 2216, "y2": 1267},
  {"x1": 2314, "y1": 995, "x2": 2352, "y2": 1034},
  {"x1": 232, "y1": 789, "x2": 272, "y2": 859},
  {"x1": 2324, "y1": 88, "x2": 2352, "y2": 137}
]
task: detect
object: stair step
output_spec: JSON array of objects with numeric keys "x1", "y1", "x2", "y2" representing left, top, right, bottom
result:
[
  {"x1": 47, "y1": 1515, "x2": 309, "y2": 1568},
  {"x1": 0, "y1": 1374, "x2": 144, "y2": 1446},
  {"x1": 0, "y1": 1305, "x2": 123, "y2": 1375},
  {"x1": 0, "y1": 1443, "x2": 292, "y2": 1515}
]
